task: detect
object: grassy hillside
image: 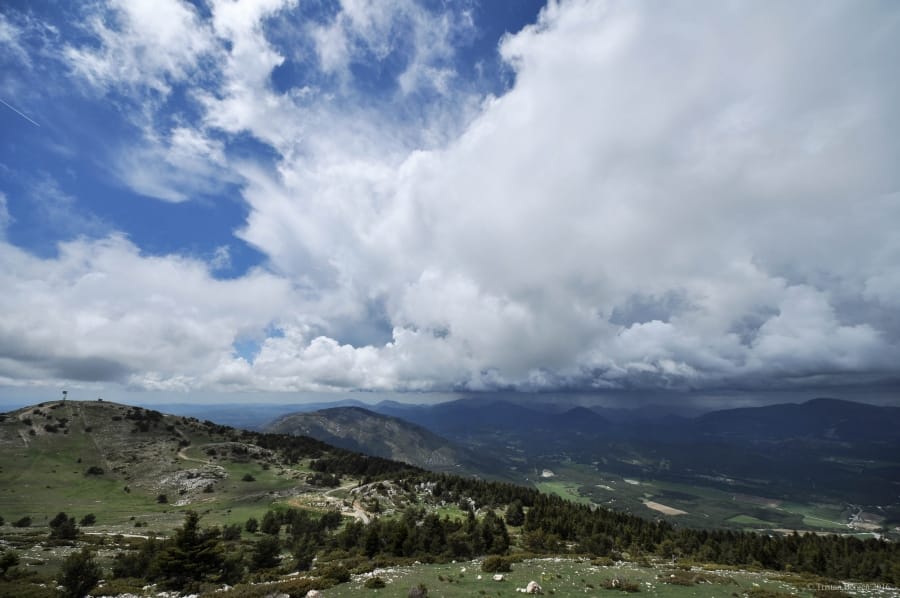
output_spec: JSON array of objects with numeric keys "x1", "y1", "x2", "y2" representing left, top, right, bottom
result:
[{"x1": 0, "y1": 400, "x2": 387, "y2": 530}]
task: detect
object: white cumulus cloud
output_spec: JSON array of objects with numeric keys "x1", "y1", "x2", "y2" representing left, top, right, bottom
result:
[{"x1": 3, "y1": 0, "x2": 900, "y2": 395}]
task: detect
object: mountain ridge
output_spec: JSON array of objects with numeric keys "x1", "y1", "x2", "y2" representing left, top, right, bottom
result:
[{"x1": 263, "y1": 405, "x2": 513, "y2": 480}]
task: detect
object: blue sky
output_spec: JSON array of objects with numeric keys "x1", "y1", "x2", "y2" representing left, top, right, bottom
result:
[{"x1": 1, "y1": 0, "x2": 899, "y2": 406}]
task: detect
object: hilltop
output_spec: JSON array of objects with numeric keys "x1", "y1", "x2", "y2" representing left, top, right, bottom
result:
[{"x1": 0, "y1": 399, "x2": 420, "y2": 530}]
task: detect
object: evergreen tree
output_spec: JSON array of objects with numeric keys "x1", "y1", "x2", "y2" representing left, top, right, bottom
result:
[
  {"x1": 364, "y1": 524, "x2": 381, "y2": 558},
  {"x1": 260, "y1": 510, "x2": 280, "y2": 535},
  {"x1": 151, "y1": 511, "x2": 225, "y2": 591},
  {"x1": 505, "y1": 500, "x2": 525, "y2": 526},
  {"x1": 59, "y1": 548, "x2": 102, "y2": 598},
  {"x1": 49, "y1": 512, "x2": 78, "y2": 540},
  {"x1": 251, "y1": 535, "x2": 282, "y2": 570},
  {"x1": 292, "y1": 534, "x2": 318, "y2": 571}
]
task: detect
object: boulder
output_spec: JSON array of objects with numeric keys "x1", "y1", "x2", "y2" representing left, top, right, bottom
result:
[{"x1": 526, "y1": 580, "x2": 543, "y2": 594}]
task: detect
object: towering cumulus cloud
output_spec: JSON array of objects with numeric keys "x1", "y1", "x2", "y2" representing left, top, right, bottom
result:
[{"x1": 1, "y1": 0, "x2": 898, "y2": 395}]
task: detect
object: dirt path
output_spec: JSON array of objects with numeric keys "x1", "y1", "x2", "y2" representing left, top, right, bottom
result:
[
  {"x1": 350, "y1": 500, "x2": 371, "y2": 524},
  {"x1": 288, "y1": 481, "x2": 372, "y2": 524},
  {"x1": 177, "y1": 446, "x2": 211, "y2": 465}
]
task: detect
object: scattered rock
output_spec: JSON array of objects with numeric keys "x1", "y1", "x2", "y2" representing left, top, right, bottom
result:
[{"x1": 526, "y1": 580, "x2": 543, "y2": 594}]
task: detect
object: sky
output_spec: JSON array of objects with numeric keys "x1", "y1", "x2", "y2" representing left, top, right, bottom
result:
[{"x1": 1, "y1": 0, "x2": 899, "y2": 407}]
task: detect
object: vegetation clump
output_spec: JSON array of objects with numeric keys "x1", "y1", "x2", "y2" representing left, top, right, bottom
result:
[
  {"x1": 0, "y1": 551, "x2": 19, "y2": 578},
  {"x1": 59, "y1": 548, "x2": 101, "y2": 598},
  {"x1": 364, "y1": 575, "x2": 387, "y2": 588},
  {"x1": 481, "y1": 555, "x2": 513, "y2": 573},
  {"x1": 48, "y1": 512, "x2": 78, "y2": 541},
  {"x1": 602, "y1": 577, "x2": 641, "y2": 592},
  {"x1": 79, "y1": 513, "x2": 96, "y2": 526}
]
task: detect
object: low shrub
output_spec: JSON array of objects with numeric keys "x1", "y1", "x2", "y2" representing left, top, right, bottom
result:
[
  {"x1": 364, "y1": 576, "x2": 386, "y2": 588},
  {"x1": 602, "y1": 577, "x2": 641, "y2": 592},
  {"x1": 481, "y1": 555, "x2": 513, "y2": 573}
]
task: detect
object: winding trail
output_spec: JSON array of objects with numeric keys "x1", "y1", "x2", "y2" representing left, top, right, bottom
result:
[{"x1": 177, "y1": 446, "x2": 211, "y2": 465}]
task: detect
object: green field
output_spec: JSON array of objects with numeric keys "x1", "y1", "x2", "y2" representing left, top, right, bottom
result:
[
  {"x1": 727, "y1": 514, "x2": 776, "y2": 527},
  {"x1": 535, "y1": 480, "x2": 594, "y2": 506}
]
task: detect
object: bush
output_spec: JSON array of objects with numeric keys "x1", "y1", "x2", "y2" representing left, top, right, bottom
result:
[
  {"x1": 364, "y1": 576, "x2": 386, "y2": 589},
  {"x1": 481, "y1": 555, "x2": 513, "y2": 573},
  {"x1": 156, "y1": 493, "x2": 168, "y2": 504},
  {"x1": 59, "y1": 548, "x2": 102, "y2": 598},
  {"x1": 319, "y1": 563, "x2": 351, "y2": 584},
  {"x1": 223, "y1": 523, "x2": 242, "y2": 541},
  {"x1": 260, "y1": 511, "x2": 280, "y2": 535},
  {"x1": 241, "y1": 473, "x2": 256, "y2": 482},
  {"x1": 658, "y1": 571, "x2": 695, "y2": 586},
  {"x1": 79, "y1": 513, "x2": 96, "y2": 526},
  {"x1": 0, "y1": 550, "x2": 19, "y2": 576},
  {"x1": 245, "y1": 517, "x2": 259, "y2": 533},
  {"x1": 603, "y1": 577, "x2": 641, "y2": 593},
  {"x1": 13, "y1": 516, "x2": 31, "y2": 528},
  {"x1": 49, "y1": 512, "x2": 77, "y2": 540},
  {"x1": 84, "y1": 466, "x2": 104, "y2": 476}
]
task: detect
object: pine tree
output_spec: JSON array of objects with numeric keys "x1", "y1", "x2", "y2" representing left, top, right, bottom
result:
[
  {"x1": 260, "y1": 510, "x2": 281, "y2": 535},
  {"x1": 49, "y1": 512, "x2": 78, "y2": 540},
  {"x1": 505, "y1": 500, "x2": 525, "y2": 527},
  {"x1": 59, "y1": 548, "x2": 101, "y2": 598},
  {"x1": 251, "y1": 535, "x2": 282, "y2": 570},
  {"x1": 151, "y1": 511, "x2": 225, "y2": 591}
]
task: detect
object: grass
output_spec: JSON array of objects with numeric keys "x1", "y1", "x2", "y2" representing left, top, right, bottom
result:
[
  {"x1": 0, "y1": 401, "x2": 326, "y2": 535},
  {"x1": 728, "y1": 514, "x2": 777, "y2": 528},
  {"x1": 433, "y1": 505, "x2": 469, "y2": 521},
  {"x1": 535, "y1": 481, "x2": 593, "y2": 506},
  {"x1": 318, "y1": 559, "x2": 831, "y2": 598}
]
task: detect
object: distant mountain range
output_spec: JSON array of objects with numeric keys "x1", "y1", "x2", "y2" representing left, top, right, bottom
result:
[
  {"x1": 146, "y1": 396, "x2": 711, "y2": 431},
  {"x1": 263, "y1": 397, "x2": 900, "y2": 508}
]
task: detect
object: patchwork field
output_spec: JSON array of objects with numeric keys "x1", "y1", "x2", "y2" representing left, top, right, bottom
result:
[{"x1": 533, "y1": 462, "x2": 892, "y2": 539}]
